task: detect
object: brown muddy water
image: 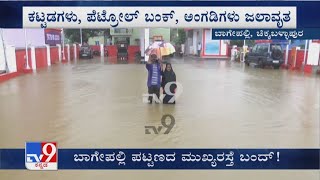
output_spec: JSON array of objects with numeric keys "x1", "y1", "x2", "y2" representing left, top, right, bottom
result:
[{"x1": 0, "y1": 57, "x2": 319, "y2": 180}]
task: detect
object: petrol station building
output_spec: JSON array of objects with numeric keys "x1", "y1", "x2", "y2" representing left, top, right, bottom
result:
[{"x1": 183, "y1": 29, "x2": 229, "y2": 58}]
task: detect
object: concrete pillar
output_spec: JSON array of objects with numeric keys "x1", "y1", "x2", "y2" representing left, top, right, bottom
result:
[
  {"x1": 5, "y1": 45, "x2": 17, "y2": 73},
  {"x1": 46, "y1": 45, "x2": 51, "y2": 66},
  {"x1": 73, "y1": 44, "x2": 77, "y2": 60},
  {"x1": 303, "y1": 40, "x2": 308, "y2": 65},
  {"x1": 193, "y1": 30, "x2": 197, "y2": 55},
  {"x1": 293, "y1": 47, "x2": 300, "y2": 68},
  {"x1": 144, "y1": 28, "x2": 149, "y2": 62},
  {"x1": 31, "y1": 46, "x2": 36, "y2": 70},
  {"x1": 57, "y1": 44, "x2": 62, "y2": 62},
  {"x1": 199, "y1": 30, "x2": 203, "y2": 56},
  {"x1": 140, "y1": 28, "x2": 144, "y2": 58},
  {"x1": 307, "y1": 40, "x2": 320, "y2": 65},
  {"x1": 66, "y1": 44, "x2": 70, "y2": 61},
  {"x1": 181, "y1": 44, "x2": 185, "y2": 54},
  {"x1": 61, "y1": 28, "x2": 66, "y2": 61},
  {"x1": 100, "y1": 44, "x2": 104, "y2": 57},
  {"x1": 307, "y1": 40, "x2": 313, "y2": 65},
  {"x1": 284, "y1": 41, "x2": 290, "y2": 65}
]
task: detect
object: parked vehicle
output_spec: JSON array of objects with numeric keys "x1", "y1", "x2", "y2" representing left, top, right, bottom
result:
[
  {"x1": 245, "y1": 43, "x2": 284, "y2": 69},
  {"x1": 79, "y1": 45, "x2": 93, "y2": 59}
]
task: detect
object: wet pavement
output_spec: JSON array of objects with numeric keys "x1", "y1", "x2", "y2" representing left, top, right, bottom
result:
[{"x1": 0, "y1": 56, "x2": 319, "y2": 179}]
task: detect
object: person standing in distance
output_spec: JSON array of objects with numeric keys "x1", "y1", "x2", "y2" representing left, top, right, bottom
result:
[{"x1": 197, "y1": 42, "x2": 202, "y2": 57}]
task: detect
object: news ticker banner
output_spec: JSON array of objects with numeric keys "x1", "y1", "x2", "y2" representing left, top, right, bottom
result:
[
  {"x1": 22, "y1": 7, "x2": 296, "y2": 29},
  {"x1": 211, "y1": 29, "x2": 320, "y2": 40},
  {"x1": 0, "y1": 142, "x2": 319, "y2": 170},
  {"x1": 1, "y1": 1, "x2": 320, "y2": 29}
]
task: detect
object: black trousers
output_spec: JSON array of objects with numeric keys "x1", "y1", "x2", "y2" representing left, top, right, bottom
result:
[
  {"x1": 148, "y1": 85, "x2": 160, "y2": 103},
  {"x1": 163, "y1": 84, "x2": 176, "y2": 104},
  {"x1": 163, "y1": 94, "x2": 175, "y2": 104}
]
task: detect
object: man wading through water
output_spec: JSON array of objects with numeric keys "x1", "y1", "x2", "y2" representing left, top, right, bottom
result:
[{"x1": 146, "y1": 54, "x2": 162, "y2": 104}]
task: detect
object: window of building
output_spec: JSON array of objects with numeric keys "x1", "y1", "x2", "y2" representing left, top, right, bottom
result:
[{"x1": 95, "y1": 41, "x2": 100, "y2": 45}]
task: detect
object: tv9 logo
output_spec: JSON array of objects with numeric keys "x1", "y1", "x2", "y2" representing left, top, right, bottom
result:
[{"x1": 25, "y1": 142, "x2": 58, "y2": 170}]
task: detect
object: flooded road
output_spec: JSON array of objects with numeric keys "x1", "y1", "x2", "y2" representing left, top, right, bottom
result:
[{"x1": 0, "y1": 57, "x2": 319, "y2": 179}]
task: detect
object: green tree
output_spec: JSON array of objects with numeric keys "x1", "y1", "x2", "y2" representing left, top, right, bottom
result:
[
  {"x1": 172, "y1": 29, "x2": 186, "y2": 45},
  {"x1": 64, "y1": 29, "x2": 110, "y2": 44}
]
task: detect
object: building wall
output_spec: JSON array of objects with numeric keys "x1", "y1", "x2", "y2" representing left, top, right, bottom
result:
[
  {"x1": 88, "y1": 36, "x2": 104, "y2": 46},
  {"x1": 202, "y1": 29, "x2": 227, "y2": 57},
  {"x1": 185, "y1": 29, "x2": 227, "y2": 57},
  {"x1": 192, "y1": 30, "x2": 197, "y2": 55},
  {"x1": 2, "y1": 29, "x2": 45, "y2": 48},
  {"x1": 192, "y1": 29, "x2": 202, "y2": 55},
  {"x1": 150, "y1": 28, "x2": 171, "y2": 42},
  {"x1": 130, "y1": 29, "x2": 141, "y2": 46},
  {"x1": 130, "y1": 28, "x2": 171, "y2": 45},
  {"x1": 110, "y1": 28, "x2": 133, "y2": 45},
  {"x1": 107, "y1": 28, "x2": 171, "y2": 46}
]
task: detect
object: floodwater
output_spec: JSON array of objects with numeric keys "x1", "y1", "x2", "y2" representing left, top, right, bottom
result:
[{"x1": 0, "y1": 57, "x2": 319, "y2": 179}]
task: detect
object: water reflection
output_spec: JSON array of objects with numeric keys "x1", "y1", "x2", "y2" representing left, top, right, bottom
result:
[{"x1": 0, "y1": 57, "x2": 319, "y2": 180}]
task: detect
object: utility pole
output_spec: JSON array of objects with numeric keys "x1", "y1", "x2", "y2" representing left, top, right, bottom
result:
[{"x1": 80, "y1": 28, "x2": 83, "y2": 45}]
